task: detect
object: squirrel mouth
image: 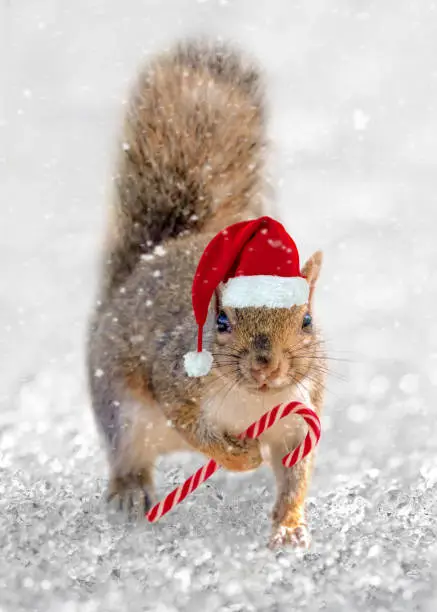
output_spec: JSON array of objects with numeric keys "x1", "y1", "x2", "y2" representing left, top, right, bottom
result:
[{"x1": 255, "y1": 380, "x2": 288, "y2": 394}]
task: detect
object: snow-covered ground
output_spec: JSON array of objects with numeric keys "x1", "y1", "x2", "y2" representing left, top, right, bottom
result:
[{"x1": 1, "y1": 1, "x2": 436, "y2": 610}]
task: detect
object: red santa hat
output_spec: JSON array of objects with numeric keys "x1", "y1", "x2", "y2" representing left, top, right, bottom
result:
[{"x1": 183, "y1": 215, "x2": 309, "y2": 377}]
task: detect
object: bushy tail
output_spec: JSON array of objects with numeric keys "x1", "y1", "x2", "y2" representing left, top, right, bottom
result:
[{"x1": 103, "y1": 39, "x2": 266, "y2": 296}]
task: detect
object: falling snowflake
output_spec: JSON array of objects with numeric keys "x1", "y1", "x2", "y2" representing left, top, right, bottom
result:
[
  {"x1": 154, "y1": 245, "x2": 167, "y2": 256},
  {"x1": 352, "y1": 108, "x2": 370, "y2": 131}
]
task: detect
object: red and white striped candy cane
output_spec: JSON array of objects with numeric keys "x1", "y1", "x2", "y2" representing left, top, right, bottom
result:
[{"x1": 146, "y1": 401, "x2": 321, "y2": 523}]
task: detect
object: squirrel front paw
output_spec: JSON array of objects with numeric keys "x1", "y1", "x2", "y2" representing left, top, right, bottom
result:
[
  {"x1": 215, "y1": 434, "x2": 262, "y2": 472},
  {"x1": 268, "y1": 523, "x2": 311, "y2": 549}
]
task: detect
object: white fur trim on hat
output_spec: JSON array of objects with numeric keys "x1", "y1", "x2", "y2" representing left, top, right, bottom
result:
[
  {"x1": 222, "y1": 275, "x2": 309, "y2": 308},
  {"x1": 183, "y1": 350, "x2": 213, "y2": 377}
]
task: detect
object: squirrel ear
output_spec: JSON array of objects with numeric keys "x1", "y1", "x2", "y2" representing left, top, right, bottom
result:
[{"x1": 301, "y1": 251, "x2": 323, "y2": 305}]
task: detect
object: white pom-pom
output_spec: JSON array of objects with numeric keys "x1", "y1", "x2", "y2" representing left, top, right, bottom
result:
[{"x1": 183, "y1": 351, "x2": 213, "y2": 377}]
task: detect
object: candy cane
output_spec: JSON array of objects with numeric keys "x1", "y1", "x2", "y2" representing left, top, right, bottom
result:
[{"x1": 147, "y1": 401, "x2": 321, "y2": 523}]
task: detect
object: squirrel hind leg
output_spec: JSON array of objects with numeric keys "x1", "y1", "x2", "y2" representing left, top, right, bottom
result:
[
  {"x1": 88, "y1": 372, "x2": 158, "y2": 517},
  {"x1": 102, "y1": 388, "x2": 160, "y2": 518}
]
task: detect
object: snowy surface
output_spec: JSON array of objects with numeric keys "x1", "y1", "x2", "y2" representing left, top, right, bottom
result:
[{"x1": 1, "y1": 0, "x2": 437, "y2": 610}]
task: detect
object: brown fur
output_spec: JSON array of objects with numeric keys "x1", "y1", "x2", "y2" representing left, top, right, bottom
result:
[
  {"x1": 102, "y1": 40, "x2": 265, "y2": 299},
  {"x1": 87, "y1": 40, "x2": 326, "y2": 547}
]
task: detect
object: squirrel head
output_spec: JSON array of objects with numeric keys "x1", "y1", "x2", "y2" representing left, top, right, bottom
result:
[{"x1": 210, "y1": 251, "x2": 323, "y2": 395}]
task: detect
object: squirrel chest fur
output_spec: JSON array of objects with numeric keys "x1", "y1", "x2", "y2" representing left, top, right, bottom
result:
[{"x1": 87, "y1": 40, "x2": 326, "y2": 548}]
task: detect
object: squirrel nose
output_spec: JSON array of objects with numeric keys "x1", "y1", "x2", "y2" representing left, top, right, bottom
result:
[{"x1": 250, "y1": 354, "x2": 281, "y2": 383}]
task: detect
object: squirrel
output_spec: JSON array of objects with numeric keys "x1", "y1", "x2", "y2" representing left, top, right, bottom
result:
[{"x1": 87, "y1": 40, "x2": 325, "y2": 549}]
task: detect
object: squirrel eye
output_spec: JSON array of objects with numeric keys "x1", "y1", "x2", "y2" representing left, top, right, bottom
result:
[
  {"x1": 302, "y1": 313, "x2": 312, "y2": 330},
  {"x1": 217, "y1": 310, "x2": 232, "y2": 333}
]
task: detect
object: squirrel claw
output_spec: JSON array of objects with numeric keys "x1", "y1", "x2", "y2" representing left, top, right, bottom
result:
[{"x1": 107, "y1": 488, "x2": 153, "y2": 517}]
